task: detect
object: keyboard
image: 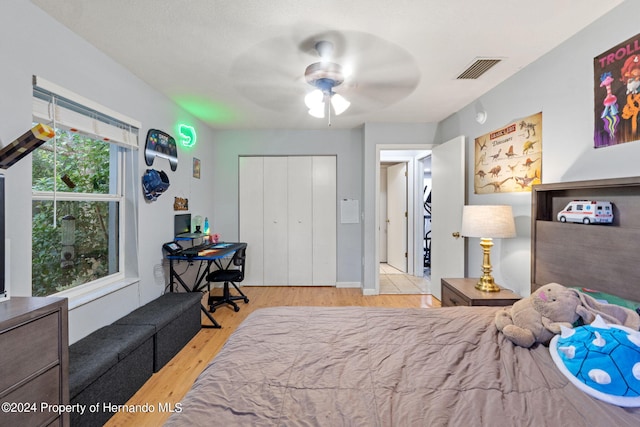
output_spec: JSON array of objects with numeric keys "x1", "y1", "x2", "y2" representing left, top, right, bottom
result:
[
  {"x1": 179, "y1": 242, "x2": 234, "y2": 257},
  {"x1": 180, "y1": 243, "x2": 215, "y2": 256}
]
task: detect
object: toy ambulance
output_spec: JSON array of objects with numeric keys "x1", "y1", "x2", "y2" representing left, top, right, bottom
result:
[{"x1": 557, "y1": 200, "x2": 613, "y2": 224}]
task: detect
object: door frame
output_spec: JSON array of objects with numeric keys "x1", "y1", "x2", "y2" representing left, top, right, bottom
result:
[
  {"x1": 375, "y1": 144, "x2": 432, "y2": 294},
  {"x1": 385, "y1": 161, "x2": 408, "y2": 273}
]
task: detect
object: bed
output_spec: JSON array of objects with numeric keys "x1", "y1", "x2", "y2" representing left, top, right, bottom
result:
[{"x1": 165, "y1": 177, "x2": 640, "y2": 426}]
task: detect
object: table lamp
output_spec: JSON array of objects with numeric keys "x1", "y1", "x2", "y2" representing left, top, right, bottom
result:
[{"x1": 460, "y1": 205, "x2": 516, "y2": 292}]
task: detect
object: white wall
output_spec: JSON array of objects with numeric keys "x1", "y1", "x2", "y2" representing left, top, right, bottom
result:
[
  {"x1": 362, "y1": 123, "x2": 439, "y2": 293},
  {"x1": 436, "y1": 1, "x2": 640, "y2": 297},
  {"x1": 0, "y1": 0, "x2": 217, "y2": 342},
  {"x1": 211, "y1": 128, "x2": 364, "y2": 285}
]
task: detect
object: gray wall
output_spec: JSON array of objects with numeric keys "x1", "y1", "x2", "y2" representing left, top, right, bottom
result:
[
  {"x1": 0, "y1": 0, "x2": 218, "y2": 342},
  {"x1": 362, "y1": 123, "x2": 439, "y2": 293},
  {"x1": 211, "y1": 128, "x2": 364, "y2": 285},
  {"x1": 437, "y1": 0, "x2": 640, "y2": 297}
]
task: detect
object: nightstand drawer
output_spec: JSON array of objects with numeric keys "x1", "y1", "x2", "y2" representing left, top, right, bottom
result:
[
  {"x1": 441, "y1": 284, "x2": 469, "y2": 307},
  {"x1": 441, "y1": 278, "x2": 521, "y2": 308}
]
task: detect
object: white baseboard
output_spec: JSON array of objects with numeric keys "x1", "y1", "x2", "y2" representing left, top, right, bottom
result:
[
  {"x1": 336, "y1": 282, "x2": 361, "y2": 288},
  {"x1": 362, "y1": 288, "x2": 378, "y2": 296}
]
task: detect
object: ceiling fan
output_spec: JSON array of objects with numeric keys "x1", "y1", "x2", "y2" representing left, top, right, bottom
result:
[
  {"x1": 303, "y1": 40, "x2": 351, "y2": 124},
  {"x1": 230, "y1": 30, "x2": 420, "y2": 127}
]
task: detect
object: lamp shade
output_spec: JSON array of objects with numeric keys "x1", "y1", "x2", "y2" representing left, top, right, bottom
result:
[
  {"x1": 460, "y1": 205, "x2": 516, "y2": 238},
  {"x1": 331, "y1": 93, "x2": 350, "y2": 115}
]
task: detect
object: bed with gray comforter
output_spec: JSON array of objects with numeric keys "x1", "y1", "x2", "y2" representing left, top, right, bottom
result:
[{"x1": 165, "y1": 306, "x2": 640, "y2": 426}]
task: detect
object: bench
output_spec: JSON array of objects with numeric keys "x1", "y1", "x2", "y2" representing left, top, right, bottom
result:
[
  {"x1": 68, "y1": 292, "x2": 202, "y2": 426},
  {"x1": 114, "y1": 292, "x2": 202, "y2": 372}
]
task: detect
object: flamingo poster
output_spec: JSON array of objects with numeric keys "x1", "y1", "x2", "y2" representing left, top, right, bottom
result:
[
  {"x1": 473, "y1": 112, "x2": 542, "y2": 194},
  {"x1": 594, "y1": 33, "x2": 640, "y2": 148}
]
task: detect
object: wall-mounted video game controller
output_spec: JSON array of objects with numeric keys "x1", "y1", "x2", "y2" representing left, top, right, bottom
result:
[{"x1": 144, "y1": 129, "x2": 178, "y2": 171}]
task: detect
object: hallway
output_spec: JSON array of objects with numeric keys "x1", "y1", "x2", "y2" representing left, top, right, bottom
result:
[{"x1": 379, "y1": 263, "x2": 431, "y2": 294}]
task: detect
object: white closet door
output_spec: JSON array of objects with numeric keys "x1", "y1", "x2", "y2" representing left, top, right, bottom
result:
[
  {"x1": 312, "y1": 156, "x2": 337, "y2": 285},
  {"x1": 239, "y1": 157, "x2": 264, "y2": 285},
  {"x1": 263, "y1": 157, "x2": 289, "y2": 285},
  {"x1": 288, "y1": 157, "x2": 313, "y2": 285}
]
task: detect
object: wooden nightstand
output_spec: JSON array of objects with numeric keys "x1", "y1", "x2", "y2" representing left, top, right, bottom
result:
[{"x1": 441, "y1": 278, "x2": 521, "y2": 307}]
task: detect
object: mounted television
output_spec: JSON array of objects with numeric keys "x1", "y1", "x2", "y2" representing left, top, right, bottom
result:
[{"x1": 0, "y1": 175, "x2": 5, "y2": 301}]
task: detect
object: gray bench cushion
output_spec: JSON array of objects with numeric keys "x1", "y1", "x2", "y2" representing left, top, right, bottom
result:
[
  {"x1": 115, "y1": 292, "x2": 202, "y2": 331},
  {"x1": 114, "y1": 292, "x2": 202, "y2": 371},
  {"x1": 68, "y1": 292, "x2": 202, "y2": 425},
  {"x1": 69, "y1": 323, "x2": 155, "y2": 399}
]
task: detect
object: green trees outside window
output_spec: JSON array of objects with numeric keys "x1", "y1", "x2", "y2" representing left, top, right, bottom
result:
[{"x1": 32, "y1": 130, "x2": 120, "y2": 296}]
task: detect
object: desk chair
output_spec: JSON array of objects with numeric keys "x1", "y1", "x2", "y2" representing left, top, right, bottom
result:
[{"x1": 206, "y1": 247, "x2": 249, "y2": 312}]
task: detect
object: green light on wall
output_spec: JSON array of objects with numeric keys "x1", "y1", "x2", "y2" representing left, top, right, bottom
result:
[{"x1": 178, "y1": 124, "x2": 196, "y2": 147}]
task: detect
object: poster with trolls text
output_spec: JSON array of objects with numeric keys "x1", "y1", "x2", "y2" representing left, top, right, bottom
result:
[{"x1": 594, "y1": 33, "x2": 640, "y2": 148}]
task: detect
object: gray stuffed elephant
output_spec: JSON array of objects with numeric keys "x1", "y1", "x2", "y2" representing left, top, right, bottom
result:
[{"x1": 495, "y1": 282, "x2": 640, "y2": 348}]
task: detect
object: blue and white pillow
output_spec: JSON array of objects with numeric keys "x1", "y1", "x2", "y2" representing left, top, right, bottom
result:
[{"x1": 549, "y1": 315, "x2": 640, "y2": 407}]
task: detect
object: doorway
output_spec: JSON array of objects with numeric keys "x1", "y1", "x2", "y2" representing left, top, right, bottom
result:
[{"x1": 378, "y1": 149, "x2": 431, "y2": 294}]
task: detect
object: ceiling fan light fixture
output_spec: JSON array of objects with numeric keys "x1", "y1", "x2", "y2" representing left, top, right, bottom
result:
[
  {"x1": 308, "y1": 104, "x2": 325, "y2": 118},
  {"x1": 303, "y1": 41, "x2": 352, "y2": 123},
  {"x1": 331, "y1": 93, "x2": 350, "y2": 115},
  {"x1": 304, "y1": 89, "x2": 324, "y2": 109}
]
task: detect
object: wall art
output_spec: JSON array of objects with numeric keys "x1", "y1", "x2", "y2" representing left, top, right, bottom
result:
[
  {"x1": 473, "y1": 112, "x2": 542, "y2": 194},
  {"x1": 594, "y1": 32, "x2": 640, "y2": 148}
]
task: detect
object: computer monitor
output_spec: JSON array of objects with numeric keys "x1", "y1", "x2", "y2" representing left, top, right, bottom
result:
[{"x1": 174, "y1": 213, "x2": 191, "y2": 237}]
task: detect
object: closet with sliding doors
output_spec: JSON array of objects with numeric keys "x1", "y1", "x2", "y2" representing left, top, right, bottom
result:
[{"x1": 239, "y1": 156, "x2": 337, "y2": 286}]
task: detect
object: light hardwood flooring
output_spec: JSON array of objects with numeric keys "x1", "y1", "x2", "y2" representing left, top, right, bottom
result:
[{"x1": 104, "y1": 286, "x2": 440, "y2": 426}]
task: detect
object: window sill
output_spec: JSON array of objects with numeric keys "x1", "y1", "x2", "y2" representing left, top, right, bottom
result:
[{"x1": 55, "y1": 277, "x2": 140, "y2": 310}]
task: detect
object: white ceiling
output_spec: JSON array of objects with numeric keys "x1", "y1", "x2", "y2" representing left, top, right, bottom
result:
[{"x1": 31, "y1": 0, "x2": 623, "y2": 130}]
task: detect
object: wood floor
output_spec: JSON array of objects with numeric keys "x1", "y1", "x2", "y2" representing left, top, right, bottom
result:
[{"x1": 104, "y1": 286, "x2": 440, "y2": 426}]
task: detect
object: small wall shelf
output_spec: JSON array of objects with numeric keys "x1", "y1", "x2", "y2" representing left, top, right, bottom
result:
[{"x1": 531, "y1": 176, "x2": 640, "y2": 301}]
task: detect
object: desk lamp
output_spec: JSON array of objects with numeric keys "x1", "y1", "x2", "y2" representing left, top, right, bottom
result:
[{"x1": 460, "y1": 205, "x2": 516, "y2": 292}]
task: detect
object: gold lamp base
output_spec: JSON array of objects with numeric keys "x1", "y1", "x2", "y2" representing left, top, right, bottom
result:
[
  {"x1": 475, "y1": 237, "x2": 501, "y2": 292},
  {"x1": 475, "y1": 275, "x2": 501, "y2": 292}
]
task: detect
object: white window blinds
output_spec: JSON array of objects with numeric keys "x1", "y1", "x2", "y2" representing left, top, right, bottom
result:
[{"x1": 32, "y1": 75, "x2": 140, "y2": 150}]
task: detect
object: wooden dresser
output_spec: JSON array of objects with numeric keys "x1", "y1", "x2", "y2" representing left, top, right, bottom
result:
[{"x1": 0, "y1": 297, "x2": 69, "y2": 427}]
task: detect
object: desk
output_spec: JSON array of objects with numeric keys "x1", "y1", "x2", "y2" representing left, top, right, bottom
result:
[{"x1": 167, "y1": 242, "x2": 247, "y2": 328}]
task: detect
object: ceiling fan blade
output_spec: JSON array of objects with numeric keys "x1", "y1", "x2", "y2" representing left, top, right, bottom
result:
[
  {"x1": 231, "y1": 28, "x2": 420, "y2": 115},
  {"x1": 234, "y1": 82, "x2": 307, "y2": 112}
]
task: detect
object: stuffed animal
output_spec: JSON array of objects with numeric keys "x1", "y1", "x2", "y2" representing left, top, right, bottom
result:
[{"x1": 495, "y1": 282, "x2": 640, "y2": 348}]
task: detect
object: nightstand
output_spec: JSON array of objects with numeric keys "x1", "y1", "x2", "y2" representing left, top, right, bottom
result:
[{"x1": 441, "y1": 278, "x2": 521, "y2": 307}]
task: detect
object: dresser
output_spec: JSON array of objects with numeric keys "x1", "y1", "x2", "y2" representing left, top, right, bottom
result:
[
  {"x1": 441, "y1": 278, "x2": 521, "y2": 307},
  {"x1": 0, "y1": 297, "x2": 69, "y2": 427}
]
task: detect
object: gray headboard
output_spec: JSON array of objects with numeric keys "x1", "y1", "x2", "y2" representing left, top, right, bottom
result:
[{"x1": 531, "y1": 176, "x2": 640, "y2": 302}]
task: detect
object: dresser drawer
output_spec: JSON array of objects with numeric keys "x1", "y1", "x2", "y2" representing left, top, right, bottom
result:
[
  {"x1": 1, "y1": 366, "x2": 61, "y2": 427},
  {"x1": 0, "y1": 312, "x2": 60, "y2": 394},
  {"x1": 441, "y1": 284, "x2": 469, "y2": 307}
]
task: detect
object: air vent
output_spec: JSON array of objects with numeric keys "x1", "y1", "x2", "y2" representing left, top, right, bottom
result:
[{"x1": 456, "y1": 58, "x2": 502, "y2": 79}]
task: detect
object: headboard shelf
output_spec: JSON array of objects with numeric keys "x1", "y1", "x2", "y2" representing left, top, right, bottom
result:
[{"x1": 531, "y1": 176, "x2": 640, "y2": 301}]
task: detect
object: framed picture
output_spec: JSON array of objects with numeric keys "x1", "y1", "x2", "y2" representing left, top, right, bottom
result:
[
  {"x1": 193, "y1": 157, "x2": 201, "y2": 179},
  {"x1": 594, "y1": 32, "x2": 640, "y2": 148},
  {"x1": 473, "y1": 112, "x2": 542, "y2": 194}
]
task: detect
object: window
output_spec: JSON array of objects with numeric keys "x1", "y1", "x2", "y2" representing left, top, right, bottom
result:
[{"x1": 31, "y1": 77, "x2": 139, "y2": 297}]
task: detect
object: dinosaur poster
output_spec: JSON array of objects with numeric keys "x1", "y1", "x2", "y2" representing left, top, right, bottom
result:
[
  {"x1": 594, "y1": 33, "x2": 640, "y2": 148},
  {"x1": 473, "y1": 112, "x2": 542, "y2": 194}
]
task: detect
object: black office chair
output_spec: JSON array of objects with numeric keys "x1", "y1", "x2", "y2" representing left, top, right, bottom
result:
[{"x1": 206, "y1": 247, "x2": 249, "y2": 312}]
